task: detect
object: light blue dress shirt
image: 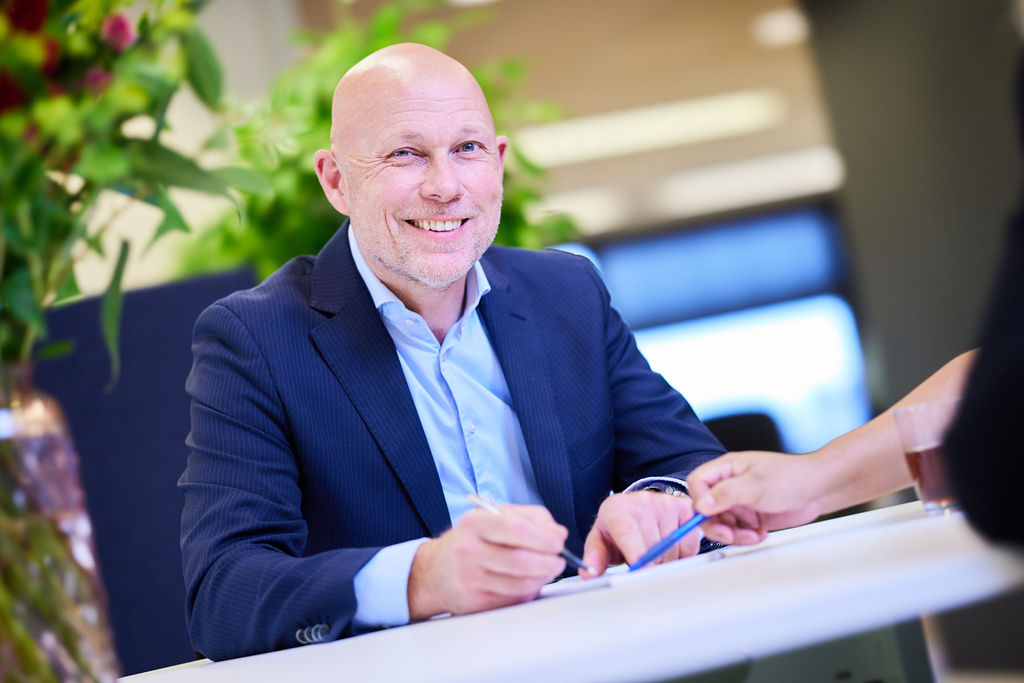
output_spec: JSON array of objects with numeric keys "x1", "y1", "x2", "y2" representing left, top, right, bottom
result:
[{"x1": 348, "y1": 227, "x2": 544, "y2": 629}]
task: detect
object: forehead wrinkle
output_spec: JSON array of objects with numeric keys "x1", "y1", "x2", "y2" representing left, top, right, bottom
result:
[{"x1": 370, "y1": 110, "x2": 494, "y2": 152}]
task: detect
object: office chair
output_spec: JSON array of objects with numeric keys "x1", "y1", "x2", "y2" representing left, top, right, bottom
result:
[
  {"x1": 35, "y1": 267, "x2": 256, "y2": 676},
  {"x1": 704, "y1": 412, "x2": 784, "y2": 453}
]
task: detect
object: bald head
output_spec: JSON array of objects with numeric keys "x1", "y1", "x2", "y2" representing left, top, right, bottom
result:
[
  {"x1": 330, "y1": 43, "x2": 494, "y2": 154},
  {"x1": 311, "y1": 42, "x2": 507, "y2": 304}
]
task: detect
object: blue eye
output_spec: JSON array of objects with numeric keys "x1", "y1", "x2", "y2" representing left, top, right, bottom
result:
[
  {"x1": 459, "y1": 142, "x2": 478, "y2": 153},
  {"x1": 392, "y1": 149, "x2": 411, "y2": 157}
]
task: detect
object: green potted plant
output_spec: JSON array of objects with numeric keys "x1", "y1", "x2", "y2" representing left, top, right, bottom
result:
[{"x1": 0, "y1": 0, "x2": 261, "y2": 678}]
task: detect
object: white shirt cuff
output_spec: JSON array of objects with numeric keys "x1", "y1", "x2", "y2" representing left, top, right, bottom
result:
[{"x1": 352, "y1": 537, "x2": 429, "y2": 630}]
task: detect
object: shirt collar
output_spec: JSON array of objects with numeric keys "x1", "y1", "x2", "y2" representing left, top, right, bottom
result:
[{"x1": 347, "y1": 224, "x2": 491, "y2": 318}]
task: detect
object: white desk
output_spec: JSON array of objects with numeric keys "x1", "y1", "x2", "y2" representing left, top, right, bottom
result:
[{"x1": 127, "y1": 502, "x2": 1024, "y2": 682}]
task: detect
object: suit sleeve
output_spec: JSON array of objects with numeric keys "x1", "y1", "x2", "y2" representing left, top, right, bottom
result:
[
  {"x1": 180, "y1": 302, "x2": 379, "y2": 661},
  {"x1": 591, "y1": 261, "x2": 726, "y2": 487}
]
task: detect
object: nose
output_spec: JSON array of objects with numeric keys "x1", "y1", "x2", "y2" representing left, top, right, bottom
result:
[{"x1": 420, "y1": 155, "x2": 463, "y2": 203}]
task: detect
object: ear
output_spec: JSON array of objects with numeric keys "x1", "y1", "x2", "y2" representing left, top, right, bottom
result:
[
  {"x1": 495, "y1": 135, "x2": 508, "y2": 175},
  {"x1": 313, "y1": 149, "x2": 351, "y2": 215}
]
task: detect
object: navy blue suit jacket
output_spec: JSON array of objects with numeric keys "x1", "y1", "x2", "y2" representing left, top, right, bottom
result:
[{"x1": 180, "y1": 224, "x2": 724, "y2": 660}]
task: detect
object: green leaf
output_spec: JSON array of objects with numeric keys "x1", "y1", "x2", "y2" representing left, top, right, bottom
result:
[
  {"x1": 212, "y1": 166, "x2": 272, "y2": 195},
  {"x1": 101, "y1": 240, "x2": 130, "y2": 390},
  {"x1": 35, "y1": 339, "x2": 73, "y2": 361},
  {"x1": 368, "y1": 4, "x2": 403, "y2": 48},
  {"x1": 150, "y1": 189, "x2": 190, "y2": 248},
  {"x1": 31, "y1": 96, "x2": 80, "y2": 144},
  {"x1": 409, "y1": 21, "x2": 450, "y2": 49},
  {"x1": 182, "y1": 25, "x2": 223, "y2": 109},
  {"x1": 74, "y1": 144, "x2": 130, "y2": 186},
  {"x1": 2, "y1": 267, "x2": 41, "y2": 326},
  {"x1": 53, "y1": 271, "x2": 81, "y2": 304},
  {"x1": 83, "y1": 233, "x2": 105, "y2": 258},
  {"x1": 202, "y1": 123, "x2": 232, "y2": 151},
  {"x1": 185, "y1": 0, "x2": 215, "y2": 13},
  {"x1": 499, "y1": 59, "x2": 526, "y2": 82},
  {"x1": 126, "y1": 140, "x2": 231, "y2": 197}
]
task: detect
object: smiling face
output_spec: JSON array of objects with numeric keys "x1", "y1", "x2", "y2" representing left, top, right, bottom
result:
[{"x1": 314, "y1": 45, "x2": 507, "y2": 300}]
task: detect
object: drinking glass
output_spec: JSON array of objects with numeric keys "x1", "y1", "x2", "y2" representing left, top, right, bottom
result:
[{"x1": 893, "y1": 398, "x2": 961, "y2": 514}]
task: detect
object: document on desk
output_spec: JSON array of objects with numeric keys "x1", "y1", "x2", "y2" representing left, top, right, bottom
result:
[
  {"x1": 540, "y1": 503, "x2": 931, "y2": 600},
  {"x1": 540, "y1": 546, "x2": 734, "y2": 598}
]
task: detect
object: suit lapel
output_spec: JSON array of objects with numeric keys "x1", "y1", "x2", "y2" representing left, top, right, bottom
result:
[
  {"x1": 478, "y1": 255, "x2": 580, "y2": 549},
  {"x1": 308, "y1": 225, "x2": 451, "y2": 537}
]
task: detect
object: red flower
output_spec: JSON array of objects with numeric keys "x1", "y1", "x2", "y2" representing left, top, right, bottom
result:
[
  {"x1": 5, "y1": 0, "x2": 48, "y2": 32},
  {"x1": 101, "y1": 13, "x2": 135, "y2": 53},
  {"x1": 0, "y1": 71, "x2": 27, "y2": 113}
]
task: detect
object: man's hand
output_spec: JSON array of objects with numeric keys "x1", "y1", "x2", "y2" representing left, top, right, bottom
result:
[
  {"x1": 407, "y1": 504, "x2": 567, "y2": 620},
  {"x1": 581, "y1": 491, "x2": 701, "y2": 575},
  {"x1": 687, "y1": 451, "x2": 825, "y2": 545}
]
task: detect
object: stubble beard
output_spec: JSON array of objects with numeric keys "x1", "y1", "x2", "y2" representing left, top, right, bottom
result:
[{"x1": 392, "y1": 200, "x2": 501, "y2": 291}]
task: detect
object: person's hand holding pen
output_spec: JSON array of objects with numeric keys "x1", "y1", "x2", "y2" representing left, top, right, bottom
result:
[
  {"x1": 407, "y1": 499, "x2": 569, "y2": 620},
  {"x1": 687, "y1": 451, "x2": 824, "y2": 545},
  {"x1": 581, "y1": 491, "x2": 704, "y2": 576}
]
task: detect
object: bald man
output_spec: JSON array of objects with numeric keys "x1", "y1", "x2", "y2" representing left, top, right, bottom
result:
[{"x1": 180, "y1": 44, "x2": 724, "y2": 661}]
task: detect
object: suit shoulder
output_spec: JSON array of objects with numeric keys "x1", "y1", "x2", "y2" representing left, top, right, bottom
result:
[{"x1": 201, "y1": 255, "x2": 315, "y2": 325}]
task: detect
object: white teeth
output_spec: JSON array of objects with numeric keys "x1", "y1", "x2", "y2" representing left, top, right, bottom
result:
[{"x1": 411, "y1": 220, "x2": 461, "y2": 232}]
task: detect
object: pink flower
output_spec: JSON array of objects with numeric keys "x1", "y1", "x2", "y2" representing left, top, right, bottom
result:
[
  {"x1": 83, "y1": 66, "x2": 112, "y2": 93},
  {"x1": 101, "y1": 13, "x2": 135, "y2": 53}
]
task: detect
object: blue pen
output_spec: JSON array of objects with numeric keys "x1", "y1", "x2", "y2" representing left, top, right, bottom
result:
[{"x1": 629, "y1": 512, "x2": 708, "y2": 572}]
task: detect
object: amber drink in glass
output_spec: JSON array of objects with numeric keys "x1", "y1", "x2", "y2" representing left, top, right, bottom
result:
[{"x1": 893, "y1": 398, "x2": 961, "y2": 514}]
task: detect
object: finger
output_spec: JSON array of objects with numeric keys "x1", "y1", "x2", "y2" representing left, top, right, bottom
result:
[
  {"x1": 701, "y1": 510, "x2": 745, "y2": 543},
  {"x1": 582, "y1": 524, "x2": 615, "y2": 576},
  {"x1": 674, "y1": 532, "x2": 701, "y2": 560},
  {"x1": 652, "y1": 497, "x2": 694, "y2": 563},
  {"x1": 501, "y1": 503, "x2": 560, "y2": 530},
  {"x1": 687, "y1": 460, "x2": 735, "y2": 500},
  {"x1": 600, "y1": 508, "x2": 653, "y2": 565},
  {"x1": 729, "y1": 505, "x2": 763, "y2": 530},
  {"x1": 689, "y1": 456, "x2": 748, "y2": 495},
  {"x1": 507, "y1": 506, "x2": 570, "y2": 546},
  {"x1": 699, "y1": 476, "x2": 763, "y2": 516},
  {"x1": 730, "y1": 528, "x2": 768, "y2": 545},
  {"x1": 701, "y1": 510, "x2": 768, "y2": 546},
  {"x1": 702, "y1": 520, "x2": 738, "y2": 544},
  {"x1": 472, "y1": 509, "x2": 567, "y2": 555},
  {"x1": 478, "y1": 546, "x2": 567, "y2": 583}
]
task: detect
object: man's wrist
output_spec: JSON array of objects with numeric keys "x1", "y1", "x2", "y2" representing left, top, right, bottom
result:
[{"x1": 407, "y1": 537, "x2": 444, "y2": 621}]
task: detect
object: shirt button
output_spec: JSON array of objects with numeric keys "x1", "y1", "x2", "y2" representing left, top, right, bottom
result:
[{"x1": 467, "y1": 421, "x2": 477, "y2": 434}]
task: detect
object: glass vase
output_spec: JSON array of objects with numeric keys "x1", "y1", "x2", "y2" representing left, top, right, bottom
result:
[{"x1": 0, "y1": 364, "x2": 120, "y2": 681}]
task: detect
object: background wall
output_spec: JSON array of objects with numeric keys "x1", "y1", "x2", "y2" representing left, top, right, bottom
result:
[{"x1": 804, "y1": 0, "x2": 1022, "y2": 408}]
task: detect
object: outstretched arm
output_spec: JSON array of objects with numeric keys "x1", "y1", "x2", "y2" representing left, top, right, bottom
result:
[{"x1": 688, "y1": 350, "x2": 977, "y2": 543}]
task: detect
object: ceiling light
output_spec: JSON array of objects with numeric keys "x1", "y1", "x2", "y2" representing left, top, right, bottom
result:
[
  {"x1": 514, "y1": 89, "x2": 787, "y2": 168},
  {"x1": 752, "y1": 7, "x2": 810, "y2": 48},
  {"x1": 650, "y1": 146, "x2": 844, "y2": 219}
]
